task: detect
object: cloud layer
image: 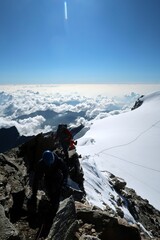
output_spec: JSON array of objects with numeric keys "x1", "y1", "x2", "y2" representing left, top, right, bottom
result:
[{"x1": 0, "y1": 85, "x2": 140, "y2": 136}]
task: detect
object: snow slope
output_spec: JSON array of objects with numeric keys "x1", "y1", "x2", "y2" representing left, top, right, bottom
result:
[{"x1": 77, "y1": 91, "x2": 160, "y2": 212}]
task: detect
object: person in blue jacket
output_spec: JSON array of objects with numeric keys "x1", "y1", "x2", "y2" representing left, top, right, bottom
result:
[{"x1": 31, "y1": 150, "x2": 68, "y2": 215}]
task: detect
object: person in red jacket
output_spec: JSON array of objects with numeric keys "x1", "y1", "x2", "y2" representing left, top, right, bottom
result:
[{"x1": 55, "y1": 124, "x2": 73, "y2": 163}]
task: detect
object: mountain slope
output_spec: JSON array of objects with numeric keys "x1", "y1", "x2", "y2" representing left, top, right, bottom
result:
[{"x1": 77, "y1": 91, "x2": 160, "y2": 212}]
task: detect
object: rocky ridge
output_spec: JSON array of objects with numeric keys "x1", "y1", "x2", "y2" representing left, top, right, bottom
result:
[{"x1": 0, "y1": 132, "x2": 160, "y2": 240}]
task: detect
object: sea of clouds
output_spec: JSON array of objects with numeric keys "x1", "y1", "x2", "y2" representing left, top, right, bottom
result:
[{"x1": 0, "y1": 85, "x2": 142, "y2": 136}]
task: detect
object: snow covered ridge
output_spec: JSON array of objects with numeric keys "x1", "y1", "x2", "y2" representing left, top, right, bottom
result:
[
  {"x1": 77, "y1": 91, "x2": 160, "y2": 213},
  {"x1": 142, "y1": 90, "x2": 160, "y2": 103}
]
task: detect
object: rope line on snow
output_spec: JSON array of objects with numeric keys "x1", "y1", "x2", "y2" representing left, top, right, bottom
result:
[
  {"x1": 100, "y1": 161, "x2": 160, "y2": 195},
  {"x1": 99, "y1": 152, "x2": 160, "y2": 173},
  {"x1": 92, "y1": 153, "x2": 160, "y2": 194},
  {"x1": 93, "y1": 119, "x2": 160, "y2": 173},
  {"x1": 97, "y1": 119, "x2": 160, "y2": 155}
]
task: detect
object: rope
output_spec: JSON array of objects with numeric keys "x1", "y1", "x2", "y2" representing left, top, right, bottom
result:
[
  {"x1": 97, "y1": 119, "x2": 160, "y2": 155},
  {"x1": 93, "y1": 119, "x2": 160, "y2": 173}
]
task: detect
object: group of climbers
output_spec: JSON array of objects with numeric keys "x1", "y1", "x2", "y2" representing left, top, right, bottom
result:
[{"x1": 28, "y1": 124, "x2": 83, "y2": 238}]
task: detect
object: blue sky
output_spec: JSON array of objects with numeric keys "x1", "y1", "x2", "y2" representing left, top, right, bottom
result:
[{"x1": 0, "y1": 0, "x2": 160, "y2": 84}]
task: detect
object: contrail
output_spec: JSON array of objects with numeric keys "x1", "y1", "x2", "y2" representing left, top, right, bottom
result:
[{"x1": 64, "y1": 1, "x2": 68, "y2": 20}]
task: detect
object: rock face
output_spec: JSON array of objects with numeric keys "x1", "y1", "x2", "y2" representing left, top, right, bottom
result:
[
  {"x1": 0, "y1": 133, "x2": 160, "y2": 240},
  {"x1": 108, "y1": 174, "x2": 160, "y2": 239},
  {"x1": 131, "y1": 95, "x2": 144, "y2": 110},
  {"x1": 47, "y1": 196, "x2": 78, "y2": 240},
  {"x1": 47, "y1": 197, "x2": 141, "y2": 240},
  {"x1": 0, "y1": 204, "x2": 20, "y2": 240},
  {"x1": 0, "y1": 151, "x2": 27, "y2": 218},
  {"x1": 76, "y1": 207, "x2": 141, "y2": 240}
]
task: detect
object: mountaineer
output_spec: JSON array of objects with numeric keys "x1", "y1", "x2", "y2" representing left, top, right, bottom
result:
[
  {"x1": 55, "y1": 124, "x2": 73, "y2": 163},
  {"x1": 31, "y1": 150, "x2": 68, "y2": 210},
  {"x1": 29, "y1": 150, "x2": 68, "y2": 237}
]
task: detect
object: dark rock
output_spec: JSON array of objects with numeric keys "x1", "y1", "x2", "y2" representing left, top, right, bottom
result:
[
  {"x1": 0, "y1": 126, "x2": 33, "y2": 153},
  {"x1": 109, "y1": 176, "x2": 126, "y2": 192},
  {"x1": 0, "y1": 204, "x2": 20, "y2": 240},
  {"x1": 131, "y1": 95, "x2": 144, "y2": 110},
  {"x1": 47, "y1": 196, "x2": 78, "y2": 240},
  {"x1": 0, "y1": 126, "x2": 19, "y2": 153},
  {"x1": 76, "y1": 208, "x2": 141, "y2": 240},
  {"x1": 0, "y1": 153, "x2": 27, "y2": 214},
  {"x1": 70, "y1": 124, "x2": 84, "y2": 138},
  {"x1": 79, "y1": 235, "x2": 100, "y2": 240}
]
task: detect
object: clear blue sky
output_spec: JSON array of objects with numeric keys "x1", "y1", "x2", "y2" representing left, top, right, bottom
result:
[{"x1": 0, "y1": 0, "x2": 160, "y2": 84}]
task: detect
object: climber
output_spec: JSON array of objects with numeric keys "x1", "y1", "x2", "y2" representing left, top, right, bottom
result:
[
  {"x1": 30, "y1": 150, "x2": 68, "y2": 215},
  {"x1": 55, "y1": 124, "x2": 73, "y2": 164},
  {"x1": 28, "y1": 150, "x2": 68, "y2": 237}
]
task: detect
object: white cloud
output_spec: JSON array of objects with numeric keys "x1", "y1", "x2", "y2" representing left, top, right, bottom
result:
[
  {"x1": 75, "y1": 117, "x2": 89, "y2": 126},
  {"x1": 0, "y1": 85, "x2": 143, "y2": 136},
  {"x1": 0, "y1": 115, "x2": 52, "y2": 136}
]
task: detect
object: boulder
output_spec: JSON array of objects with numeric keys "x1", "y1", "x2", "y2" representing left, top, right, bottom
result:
[
  {"x1": 76, "y1": 208, "x2": 141, "y2": 240},
  {"x1": 79, "y1": 235, "x2": 100, "y2": 240},
  {"x1": 109, "y1": 174, "x2": 126, "y2": 192}
]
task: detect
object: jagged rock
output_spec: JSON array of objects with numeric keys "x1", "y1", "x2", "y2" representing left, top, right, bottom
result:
[
  {"x1": 76, "y1": 208, "x2": 141, "y2": 240},
  {"x1": 123, "y1": 187, "x2": 160, "y2": 238},
  {"x1": 70, "y1": 124, "x2": 84, "y2": 137},
  {"x1": 0, "y1": 204, "x2": 20, "y2": 240},
  {"x1": 79, "y1": 235, "x2": 100, "y2": 240},
  {"x1": 0, "y1": 153, "x2": 27, "y2": 217},
  {"x1": 131, "y1": 95, "x2": 144, "y2": 110},
  {"x1": 47, "y1": 196, "x2": 78, "y2": 240},
  {"x1": 109, "y1": 175, "x2": 126, "y2": 192},
  {"x1": 0, "y1": 134, "x2": 160, "y2": 240}
]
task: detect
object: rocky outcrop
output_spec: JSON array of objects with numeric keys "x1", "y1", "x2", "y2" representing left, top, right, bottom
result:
[
  {"x1": 0, "y1": 204, "x2": 20, "y2": 240},
  {"x1": 47, "y1": 197, "x2": 141, "y2": 240},
  {"x1": 108, "y1": 174, "x2": 160, "y2": 239},
  {"x1": 131, "y1": 95, "x2": 144, "y2": 110},
  {"x1": 47, "y1": 196, "x2": 78, "y2": 240},
  {"x1": 76, "y1": 206, "x2": 141, "y2": 240},
  {"x1": 0, "y1": 152, "x2": 27, "y2": 218}
]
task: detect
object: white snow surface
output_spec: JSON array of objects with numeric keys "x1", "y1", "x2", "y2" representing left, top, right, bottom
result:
[{"x1": 77, "y1": 91, "x2": 160, "y2": 213}]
